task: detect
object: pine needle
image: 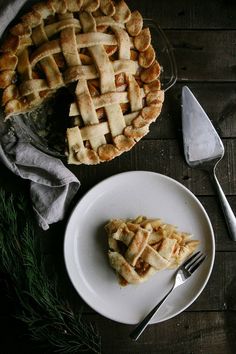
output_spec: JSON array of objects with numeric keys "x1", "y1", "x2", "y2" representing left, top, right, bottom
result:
[{"x1": 0, "y1": 189, "x2": 101, "y2": 353}]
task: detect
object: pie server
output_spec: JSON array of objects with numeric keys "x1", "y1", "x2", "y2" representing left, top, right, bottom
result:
[{"x1": 182, "y1": 86, "x2": 236, "y2": 241}]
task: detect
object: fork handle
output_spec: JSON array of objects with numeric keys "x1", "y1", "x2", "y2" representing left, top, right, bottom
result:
[
  {"x1": 211, "y1": 170, "x2": 236, "y2": 241},
  {"x1": 129, "y1": 285, "x2": 174, "y2": 341}
]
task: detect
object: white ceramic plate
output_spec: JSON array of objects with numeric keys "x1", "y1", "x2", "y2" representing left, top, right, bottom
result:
[{"x1": 64, "y1": 171, "x2": 215, "y2": 325}]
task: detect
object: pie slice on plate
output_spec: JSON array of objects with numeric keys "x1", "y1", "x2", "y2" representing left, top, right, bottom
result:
[{"x1": 105, "y1": 216, "x2": 200, "y2": 286}]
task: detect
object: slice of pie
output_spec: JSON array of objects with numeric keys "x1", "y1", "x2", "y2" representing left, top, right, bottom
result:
[
  {"x1": 0, "y1": 0, "x2": 164, "y2": 165},
  {"x1": 105, "y1": 216, "x2": 200, "y2": 286}
]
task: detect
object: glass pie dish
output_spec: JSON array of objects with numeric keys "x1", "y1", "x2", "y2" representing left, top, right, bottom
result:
[{"x1": 6, "y1": 19, "x2": 177, "y2": 159}]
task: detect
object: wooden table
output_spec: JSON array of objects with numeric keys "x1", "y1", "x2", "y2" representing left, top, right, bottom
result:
[{"x1": 1, "y1": 0, "x2": 236, "y2": 353}]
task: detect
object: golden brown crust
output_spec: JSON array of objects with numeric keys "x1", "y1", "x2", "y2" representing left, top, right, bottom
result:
[
  {"x1": 113, "y1": 134, "x2": 135, "y2": 151},
  {"x1": 113, "y1": 0, "x2": 131, "y2": 23},
  {"x1": 0, "y1": 53, "x2": 18, "y2": 71},
  {"x1": 0, "y1": 0, "x2": 165, "y2": 165},
  {"x1": 33, "y1": 2, "x2": 55, "y2": 18},
  {"x1": 139, "y1": 44, "x2": 155, "y2": 68},
  {"x1": 0, "y1": 34, "x2": 20, "y2": 54},
  {"x1": 98, "y1": 143, "x2": 121, "y2": 161},
  {"x1": 82, "y1": 0, "x2": 100, "y2": 12},
  {"x1": 106, "y1": 217, "x2": 200, "y2": 285},
  {"x1": 124, "y1": 125, "x2": 149, "y2": 140},
  {"x1": 140, "y1": 60, "x2": 161, "y2": 83},
  {"x1": 2, "y1": 85, "x2": 19, "y2": 105},
  {"x1": 146, "y1": 90, "x2": 164, "y2": 106},
  {"x1": 141, "y1": 105, "x2": 162, "y2": 123},
  {"x1": 100, "y1": 0, "x2": 116, "y2": 16},
  {"x1": 132, "y1": 114, "x2": 147, "y2": 128},
  {"x1": 4, "y1": 99, "x2": 26, "y2": 116},
  {"x1": 0, "y1": 70, "x2": 16, "y2": 89},
  {"x1": 10, "y1": 23, "x2": 32, "y2": 38},
  {"x1": 21, "y1": 11, "x2": 42, "y2": 28},
  {"x1": 48, "y1": 0, "x2": 67, "y2": 14},
  {"x1": 75, "y1": 147, "x2": 100, "y2": 164},
  {"x1": 144, "y1": 79, "x2": 161, "y2": 93},
  {"x1": 126, "y1": 10, "x2": 143, "y2": 36},
  {"x1": 134, "y1": 28, "x2": 151, "y2": 52}
]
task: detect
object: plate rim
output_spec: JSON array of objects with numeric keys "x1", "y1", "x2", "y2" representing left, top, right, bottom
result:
[{"x1": 64, "y1": 170, "x2": 215, "y2": 324}]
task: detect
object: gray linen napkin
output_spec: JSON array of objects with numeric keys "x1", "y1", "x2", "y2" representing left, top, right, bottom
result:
[{"x1": 0, "y1": 0, "x2": 80, "y2": 230}]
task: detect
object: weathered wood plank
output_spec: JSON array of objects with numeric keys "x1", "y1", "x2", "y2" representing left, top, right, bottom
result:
[
  {"x1": 1, "y1": 0, "x2": 236, "y2": 31},
  {"x1": 136, "y1": 139, "x2": 236, "y2": 196},
  {"x1": 71, "y1": 139, "x2": 236, "y2": 196},
  {"x1": 198, "y1": 197, "x2": 236, "y2": 251},
  {"x1": 1, "y1": 251, "x2": 235, "y2": 352},
  {"x1": 127, "y1": 0, "x2": 236, "y2": 30},
  {"x1": 86, "y1": 311, "x2": 235, "y2": 354},
  {"x1": 1, "y1": 310, "x2": 234, "y2": 354},
  {"x1": 1, "y1": 137, "x2": 235, "y2": 198},
  {"x1": 148, "y1": 83, "x2": 236, "y2": 139},
  {"x1": 189, "y1": 252, "x2": 236, "y2": 311},
  {"x1": 164, "y1": 30, "x2": 236, "y2": 82}
]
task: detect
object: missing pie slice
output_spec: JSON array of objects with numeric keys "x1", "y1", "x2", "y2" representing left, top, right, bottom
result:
[
  {"x1": 105, "y1": 216, "x2": 200, "y2": 286},
  {"x1": 0, "y1": 0, "x2": 164, "y2": 165}
]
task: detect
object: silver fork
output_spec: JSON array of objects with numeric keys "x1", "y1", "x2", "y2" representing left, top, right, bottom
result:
[{"x1": 129, "y1": 251, "x2": 206, "y2": 341}]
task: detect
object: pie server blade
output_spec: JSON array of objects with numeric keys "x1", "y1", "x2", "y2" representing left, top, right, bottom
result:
[
  {"x1": 181, "y1": 86, "x2": 236, "y2": 241},
  {"x1": 182, "y1": 86, "x2": 224, "y2": 166}
]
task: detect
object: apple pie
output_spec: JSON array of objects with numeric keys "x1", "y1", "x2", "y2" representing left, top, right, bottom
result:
[
  {"x1": 0, "y1": 0, "x2": 164, "y2": 165},
  {"x1": 105, "y1": 216, "x2": 200, "y2": 286}
]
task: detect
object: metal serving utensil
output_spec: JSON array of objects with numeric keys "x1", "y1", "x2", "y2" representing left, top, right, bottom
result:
[
  {"x1": 129, "y1": 252, "x2": 206, "y2": 341},
  {"x1": 182, "y1": 86, "x2": 236, "y2": 241}
]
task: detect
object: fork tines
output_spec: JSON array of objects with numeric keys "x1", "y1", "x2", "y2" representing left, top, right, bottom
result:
[{"x1": 183, "y1": 251, "x2": 206, "y2": 274}]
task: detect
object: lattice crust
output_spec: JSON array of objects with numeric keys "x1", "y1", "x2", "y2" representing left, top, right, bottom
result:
[
  {"x1": 0, "y1": 0, "x2": 165, "y2": 165},
  {"x1": 105, "y1": 216, "x2": 200, "y2": 285}
]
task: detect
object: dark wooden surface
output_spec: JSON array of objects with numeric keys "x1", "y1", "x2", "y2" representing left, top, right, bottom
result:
[{"x1": 1, "y1": 0, "x2": 236, "y2": 353}]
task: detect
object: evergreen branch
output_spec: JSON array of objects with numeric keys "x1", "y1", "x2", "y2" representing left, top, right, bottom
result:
[{"x1": 0, "y1": 189, "x2": 101, "y2": 353}]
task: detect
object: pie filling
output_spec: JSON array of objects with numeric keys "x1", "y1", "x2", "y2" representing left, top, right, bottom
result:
[
  {"x1": 105, "y1": 216, "x2": 200, "y2": 286},
  {"x1": 0, "y1": 0, "x2": 164, "y2": 165}
]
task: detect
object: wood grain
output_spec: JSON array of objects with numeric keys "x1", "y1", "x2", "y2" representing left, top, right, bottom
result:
[
  {"x1": 127, "y1": 0, "x2": 236, "y2": 30},
  {"x1": 165, "y1": 30, "x2": 236, "y2": 82},
  {"x1": 199, "y1": 197, "x2": 236, "y2": 251},
  {"x1": 0, "y1": 1, "x2": 236, "y2": 353},
  {"x1": 148, "y1": 83, "x2": 236, "y2": 139},
  {"x1": 71, "y1": 139, "x2": 236, "y2": 196},
  {"x1": 86, "y1": 311, "x2": 235, "y2": 354}
]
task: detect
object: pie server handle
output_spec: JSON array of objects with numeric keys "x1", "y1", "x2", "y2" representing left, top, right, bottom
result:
[{"x1": 211, "y1": 169, "x2": 236, "y2": 241}]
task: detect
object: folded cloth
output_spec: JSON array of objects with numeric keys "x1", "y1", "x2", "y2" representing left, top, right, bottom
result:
[
  {"x1": 0, "y1": 0, "x2": 26, "y2": 35},
  {"x1": 0, "y1": 114, "x2": 80, "y2": 231},
  {"x1": 0, "y1": 0, "x2": 80, "y2": 230}
]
